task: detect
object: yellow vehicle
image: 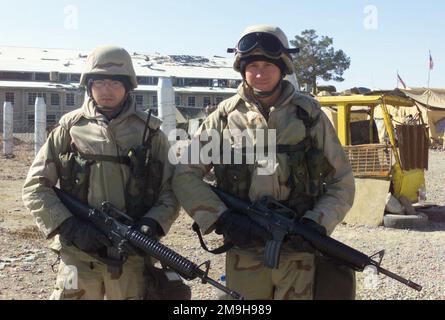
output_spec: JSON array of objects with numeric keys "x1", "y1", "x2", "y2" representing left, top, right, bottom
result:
[{"x1": 316, "y1": 91, "x2": 429, "y2": 226}]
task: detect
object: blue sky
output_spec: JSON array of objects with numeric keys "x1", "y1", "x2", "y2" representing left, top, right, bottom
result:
[{"x1": 0, "y1": 0, "x2": 443, "y2": 90}]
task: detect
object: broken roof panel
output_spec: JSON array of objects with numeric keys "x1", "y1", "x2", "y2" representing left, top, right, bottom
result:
[{"x1": 0, "y1": 46, "x2": 241, "y2": 80}]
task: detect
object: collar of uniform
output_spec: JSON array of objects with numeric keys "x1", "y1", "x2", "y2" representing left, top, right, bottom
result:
[{"x1": 81, "y1": 96, "x2": 137, "y2": 124}]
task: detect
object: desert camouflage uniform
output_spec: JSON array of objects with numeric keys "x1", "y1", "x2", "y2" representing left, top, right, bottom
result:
[
  {"x1": 173, "y1": 80, "x2": 355, "y2": 300},
  {"x1": 23, "y1": 97, "x2": 179, "y2": 300}
]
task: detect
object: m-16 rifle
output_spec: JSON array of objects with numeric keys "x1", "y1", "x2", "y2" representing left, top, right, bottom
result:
[
  {"x1": 54, "y1": 187, "x2": 243, "y2": 300},
  {"x1": 211, "y1": 186, "x2": 422, "y2": 292}
]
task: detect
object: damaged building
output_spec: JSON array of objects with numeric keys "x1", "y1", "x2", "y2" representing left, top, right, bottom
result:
[{"x1": 0, "y1": 47, "x2": 242, "y2": 132}]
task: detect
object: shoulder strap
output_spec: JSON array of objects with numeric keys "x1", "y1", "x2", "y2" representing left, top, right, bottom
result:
[
  {"x1": 276, "y1": 105, "x2": 319, "y2": 155},
  {"x1": 295, "y1": 104, "x2": 319, "y2": 130},
  {"x1": 77, "y1": 152, "x2": 131, "y2": 166}
]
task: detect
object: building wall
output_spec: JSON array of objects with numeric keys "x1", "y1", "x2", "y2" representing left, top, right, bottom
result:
[
  {"x1": 1, "y1": 86, "x2": 234, "y2": 132},
  {"x1": 175, "y1": 93, "x2": 232, "y2": 108},
  {"x1": 0, "y1": 87, "x2": 83, "y2": 132}
]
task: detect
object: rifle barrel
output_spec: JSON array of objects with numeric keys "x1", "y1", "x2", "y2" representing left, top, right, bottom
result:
[{"x1": 378, "y1": 266, "x2": 422, "y2": 292}]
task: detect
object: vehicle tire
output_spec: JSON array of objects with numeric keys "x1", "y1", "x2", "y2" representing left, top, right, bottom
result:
[{"x1": 383, "y1": 213, "x2": 429, "y2": 229}]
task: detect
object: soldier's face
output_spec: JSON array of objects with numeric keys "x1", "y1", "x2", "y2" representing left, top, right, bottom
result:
[
  {"x1": 91, "y1": 79, "x2": 127, "y2": 108},
  {"x1": 245, "y1": 60, "x2": 282, "y2": 92}
]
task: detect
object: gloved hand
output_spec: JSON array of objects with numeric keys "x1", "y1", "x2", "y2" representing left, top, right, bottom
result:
[
  {"x1": 290, "y1": 218, "x2": 327, "y2": 253},
  {"x1": 214, "y1": 210, "x2": 272, "y2": 249},
  {"x1": 301, "y1": 218, "x2": 327, "y2": 236},
  {"x1": 58, "y1": 217, "x2": 112, "y2": 253},
  {"x1": 136, "y1": 217, "x2": 164, "y2": 239}
]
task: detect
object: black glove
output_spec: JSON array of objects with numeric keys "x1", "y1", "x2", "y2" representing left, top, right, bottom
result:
[
  {"x1": 290, "y1": 218, "x2": 327, "y2": 253},
  {"x1": 214, "y1": 210, "x2": 272, "y2": 249},
  {"x1": 301, "y1": 218, "x2": 327, "y2": 236},
  {"x1": 136, "y1": 217, "x2": 164, "y2": 239},
  {"x1": 58, "y1": 217, "x2": 112, "y2": 253}
]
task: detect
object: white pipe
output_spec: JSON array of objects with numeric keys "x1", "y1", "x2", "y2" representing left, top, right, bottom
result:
[
  {"x1": 3, "y1": 102, "x2": 13, "y2": 155},
  {"x1": 35, "y1": 97, "x2": 46, "y2": 156},
  {"x1": 157, "y1": 77, "x2": 176, "y2": 138}
]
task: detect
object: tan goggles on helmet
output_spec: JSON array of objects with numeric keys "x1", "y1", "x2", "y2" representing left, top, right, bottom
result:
[{"x1": 228, "y1": 32, "x2": 299, "y2": 57}]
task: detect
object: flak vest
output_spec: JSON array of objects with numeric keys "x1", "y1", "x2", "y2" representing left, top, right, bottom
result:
[{"x1": 57, "y1": 112, "x2": 163, "y2": 220}]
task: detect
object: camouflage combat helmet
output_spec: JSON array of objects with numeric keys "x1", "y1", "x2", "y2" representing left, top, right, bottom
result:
[
  {"x1": 80, "y1": 45, "x2": 138, "y2": 89},
  {"x1": 231, "y1": 25, "x2": 298, "y2": 75}
]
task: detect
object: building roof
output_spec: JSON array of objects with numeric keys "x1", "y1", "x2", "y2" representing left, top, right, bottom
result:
[
  {"x1": 0, "y1": 46, "x2": 241, "y2": 80},
  {"x1": 0, "y1": 80, "x2": 79, "y2": 90}
]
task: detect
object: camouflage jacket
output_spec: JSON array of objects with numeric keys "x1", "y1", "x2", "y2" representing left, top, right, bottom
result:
[
  {"x1": 22, "y1": 97, "x2": 179, "y2": 250},
  {"x1": 173, "y1": 81, "x2": 355, "y2": 236}
]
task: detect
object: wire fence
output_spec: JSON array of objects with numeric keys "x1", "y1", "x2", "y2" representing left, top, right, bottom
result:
[{"x1": 1, "y1": 121, "x2": 37, "y2": 162}]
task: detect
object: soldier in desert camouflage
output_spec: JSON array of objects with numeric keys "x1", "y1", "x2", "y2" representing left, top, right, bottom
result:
[
  {"x1": 23, "y1": 46, "x2": 179, "y2": 300},
  {"x1": 173, "y1": 25, "x2": 355, "y2": 300}
]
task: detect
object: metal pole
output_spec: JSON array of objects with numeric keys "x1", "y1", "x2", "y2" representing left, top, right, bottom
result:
[
  {"x1": 3, "y1": 102, "x2": 13, "y2": 156},
  {"x1": 34, "y1": 97, "x2": 46, "y2": 156},
  {"x1": 157, "y1": 77, "x2": 176, "y2": 139}
]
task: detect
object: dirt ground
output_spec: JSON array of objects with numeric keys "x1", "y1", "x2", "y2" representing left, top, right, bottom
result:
[{"x1": 0, "y1": 144, "x2": 444, "y2": 300}]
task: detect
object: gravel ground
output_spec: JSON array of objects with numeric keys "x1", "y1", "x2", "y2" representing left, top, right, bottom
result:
[
  {"x1": 0, "y1": 148, "x2": 444, "y2": 300},
  {"x1": 425, "y1": 150, "x2": 445, "y2": 206}
]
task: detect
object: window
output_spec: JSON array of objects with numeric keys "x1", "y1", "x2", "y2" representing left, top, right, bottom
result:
[
  {"x1": 0, "y1": 71, "x2": 33, "y2": 81},
  {"x1": 137, "y1": 77, "x2": 148, "y2": 85},
  {"x1": 59, "y1": 73, "x2": 68, "y2": 83},
  {"x1": 66, "y1": 93, "x2": 75, "y2": 107},
  {"x1": 51, "y1": 93, "x2": 60, "y2": 106},
  {"x1": 184, "y1": 78, "x2": 213, "y2": 87},
  {"x1": 152, "y1": 95, "x2": 158, "y2": 108},
  {"x1": 203, "y1": 96, "x2": 211, "y2": 107},
  {"x1": 47, "y1": 115, "x2": 57, "y2": 125},
  {"x1": 216, "y1": 97, "x2": 224, "y2": 104},
  {"x1": 137, "y1": 77, "x2": 158, "y2": 85},
  {"x1": 27, "y1": 114, "x2": 35, "y2": 126},
  {"x1": 175, "y1": 95, "x2": 181, "y2": 106},
  {"x1": 70, "y1": 74, "x2": 81, "y2": 83},
  {"x1": 173, "y1": 78, "x2": 184, "y2": 87},
  {"x1": 228, "y1": 80, "x2": 241, "y2": 88},
  {"x1": 188, "y1": 96, "x2": 196, "y2": 107},
  {"x1": 218, "y1": 79, "x2": 228, "y2": 87},
  {"x1": 5, "y1": 92, "x2": 14, "y2": 105},
  {"x1": 135, "y1": 95, "x2": 144, "y2": 106},
  {"x1": 35, "y1": 73, "x2": 50, "y2": 81},
  {"x1": 28, "y1": 93, "x2": 47, "y2": 106}
]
